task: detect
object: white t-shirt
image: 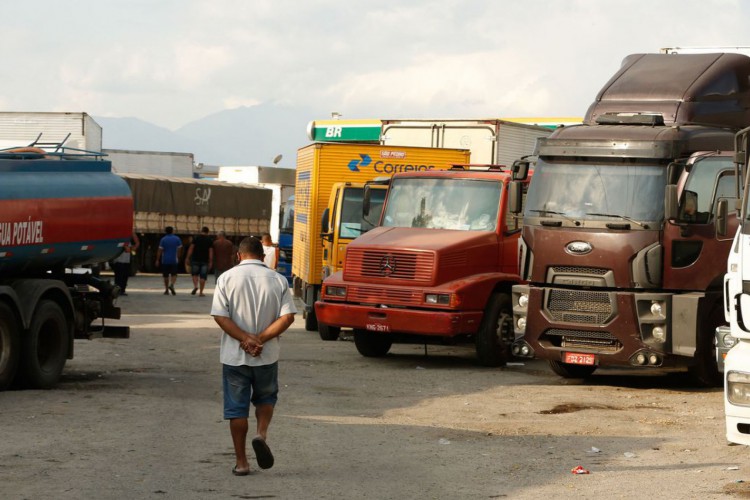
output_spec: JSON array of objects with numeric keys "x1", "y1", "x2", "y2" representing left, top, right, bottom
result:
[
  {"x1": 262, "y1": 244, "x2": 277, "y2": 270},
  {"x1": 211, "y1": 259, "x2": 297, "y2": 366}
]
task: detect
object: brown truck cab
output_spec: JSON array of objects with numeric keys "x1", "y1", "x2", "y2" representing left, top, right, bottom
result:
[
  {"x1": 315, "y1": 165, "x2": 532, "y2": 365},
  {"x1": 511, "y1": 53, "x2": 750, "y2": 384}
]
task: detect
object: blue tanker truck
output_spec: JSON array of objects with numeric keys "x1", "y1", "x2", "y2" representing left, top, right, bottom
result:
[{"x1": 0, "y1": 147, "x2": 133, "y2": 390}]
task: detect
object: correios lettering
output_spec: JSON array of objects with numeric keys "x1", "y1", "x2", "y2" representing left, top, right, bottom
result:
[{"x1": 374, "y1": 161, "x2": 436, "y2": 173}]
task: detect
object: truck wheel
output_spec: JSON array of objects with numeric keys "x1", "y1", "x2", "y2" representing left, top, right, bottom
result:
[
  {"x1": 18, "y1": 300, "x2": 70, "y2": 389},
  {"x1": 0, "y1": 302, "x2": 20, "y2": 390},
  {"x1": 304, "y1": 288, "x2": 319, "y2": 332},
  {"x1": 353, "y1": 329, "x2": 392, "y2": 357},
  {"x1": 548, "y1": 360, "x2": 597, "y2": 378},
  {"x1": 688, "y1": 303, "x2": 723, "y2": 387},
  {"x1": 318, "y1": 323, "x2": 341, "y2": 341},
  {"x1": 475, "y1": 293, "x2": 513, "y2": 367}
]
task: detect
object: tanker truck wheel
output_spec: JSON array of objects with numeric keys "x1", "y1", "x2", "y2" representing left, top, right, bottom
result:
[
  {"x1": 548, "y1": 360, "x2": 597, "y2": 379},
  {"x1": 0, "y1": 302, "x2": 21, "y2": 390},
  {"x1": 353, "y1": 329, "x2": 392, "y2": 357},
  {"x1": 318, "y1": 323, "x2": 341, "y2": 341},
  {"x1": 18, "y1": 300, "x2": 70, "y2": 389},
  {"x1": 475, "y1": 293, "x2": 513, "y2": 367}
]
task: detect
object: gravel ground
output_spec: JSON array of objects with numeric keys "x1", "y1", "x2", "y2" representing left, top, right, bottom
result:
[{"x1": 0, "y1": 274, "x2": 748, "y2": 499}]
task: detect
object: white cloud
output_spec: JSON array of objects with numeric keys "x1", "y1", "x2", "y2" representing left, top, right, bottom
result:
[{"x1": 1, "y1": 0, "x2": 748, "y2": 129}]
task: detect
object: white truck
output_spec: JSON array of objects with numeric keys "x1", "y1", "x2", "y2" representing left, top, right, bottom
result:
[
  {"x1": 380, "y1": 119, "x2": 554, "y2": 166},
  {"x1": 217, "y1": 166, "x2": 296, "y2": 244},
  {"x1": 104, "y1": 149, "x2": 195, "y2": 178},
  {"x1": 723, "y1": 127, "x2": 750, "y2": 445},
  {"x1": 0, "y1": 111, "x2": 102, "y2": 151}
]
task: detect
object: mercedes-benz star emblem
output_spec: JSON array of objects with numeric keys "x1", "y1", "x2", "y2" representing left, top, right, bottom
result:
[{"x1": 379, "y1": 255, "x2": 397, "y2": 276}]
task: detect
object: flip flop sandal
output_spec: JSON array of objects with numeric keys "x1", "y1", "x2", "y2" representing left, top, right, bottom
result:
[
  {"x1": 252, "y1": 437, "x2": 274, "y2": 470},
  {"x1": 232, "y1": 466, "x2": 250, "y2": 476}
]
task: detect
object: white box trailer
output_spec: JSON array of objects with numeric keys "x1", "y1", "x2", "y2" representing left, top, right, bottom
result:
[
  {"x1": 0, "y1": 111, "x2": 101, "y2": 151},
  {"x1": 103, "y1": 149, "x2": 195, "y2": 178},
  {"x1": 217, "y1": 166, "x2": 296, "y2": 243},
  {"x1": 380, "y1": 119, "x2": 553, "y2": 166}
]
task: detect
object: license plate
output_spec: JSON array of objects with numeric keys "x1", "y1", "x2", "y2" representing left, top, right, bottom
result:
[
  {"x1": 366, "y1": 323, "x2": 390, "y2": 333},
  {"x1": 564, "y1": 352, "x2": 595, "y2": 365}
]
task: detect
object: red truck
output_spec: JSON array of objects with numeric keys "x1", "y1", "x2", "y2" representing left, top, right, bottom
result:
[
  {"x1": 0, "y1": 147, "x2": 132, "y2": 390},
  {"x1": 511, "y1": 53, "x2": 750, "y2": 385},
  {"x1": 314, "y1": 165, "x2": 533, "y2": 365}
]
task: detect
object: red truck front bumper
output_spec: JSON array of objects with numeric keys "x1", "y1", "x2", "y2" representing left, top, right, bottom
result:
[{"x1": 315, "y1": 301, "x2": 484, "y2": 336}]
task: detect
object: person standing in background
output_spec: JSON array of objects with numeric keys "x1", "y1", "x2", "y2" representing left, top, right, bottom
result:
[
  {"x1": 112, "y1": 232, "x2": 140, "y2": 296},
  {"x1": 213, "y1": 231, "x2": 236, "y2": 281},
  {"x1": 186, "y1": 226, "x2": 214, "y2": 297},
  {"x1": 156, "y1": 226, "x2": 182, "y2": 295},
  {"x1": 261, "y1": 233, "x2": 277, "y2": 270}
]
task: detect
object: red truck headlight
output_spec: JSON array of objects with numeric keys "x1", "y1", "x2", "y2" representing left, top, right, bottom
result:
[
  {"x1": 324, "y1": 285, "x2": 347, "y2": 297},
  {"x1": 425, "y1": 293, "x2": 461, "y2": 307}
]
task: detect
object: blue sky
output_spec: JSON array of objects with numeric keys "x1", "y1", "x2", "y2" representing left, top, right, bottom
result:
[{"x1": 2, "y1": 0, "x2": 749, "y2": 129}]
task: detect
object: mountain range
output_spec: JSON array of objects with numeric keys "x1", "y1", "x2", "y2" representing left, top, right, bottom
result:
[{"x1": 96, "y1": 102, "x2": 322, "y2": 169}]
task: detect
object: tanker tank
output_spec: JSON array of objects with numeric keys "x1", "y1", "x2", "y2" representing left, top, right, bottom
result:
[{"x1": 0, "y1": 150, "x2": 133, "y2": 277}]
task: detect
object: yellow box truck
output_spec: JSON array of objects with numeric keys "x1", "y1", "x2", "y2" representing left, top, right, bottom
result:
[{"x1": 293, "y1": 142, "x2": 470, "y2": 331}]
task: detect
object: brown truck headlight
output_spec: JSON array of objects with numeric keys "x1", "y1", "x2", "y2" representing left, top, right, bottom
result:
[{"x1": 325, "y1": 285, "x2": 347, "y2": 297}]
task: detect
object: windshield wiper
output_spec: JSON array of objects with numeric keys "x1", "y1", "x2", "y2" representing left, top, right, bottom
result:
[
  {"x1": 529, "y1": 209, "x2": 581, "y2": 226},
  {"x1": 586, "y1": 212, "x2": 649, "y2": 229}
]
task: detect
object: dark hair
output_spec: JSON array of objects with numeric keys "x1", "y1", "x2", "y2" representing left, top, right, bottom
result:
[
  {"x1": 238, "y1": 236, "x2": 264, "y2": 259},
  {"x1": 201, "y1": 226, "x2": 209, "y2": 234},
  {"x1": 165, "y1": 226, "x2": 174, "y2": 234}
]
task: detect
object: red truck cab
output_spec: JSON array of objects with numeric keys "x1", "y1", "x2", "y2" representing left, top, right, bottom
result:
[{"x1": 315, "y1": 165, "x2": 532, "y2": 365}]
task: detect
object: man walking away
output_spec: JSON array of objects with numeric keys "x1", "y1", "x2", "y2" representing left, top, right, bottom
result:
[
  {"x1": 212, "y1": 231, "x2": 235, "y2": 281},
  {"x1": 156, "y1": 226, "x2": 182, "y2": 295},
  {"x1": 186, "y1": 226, "x2": 214, "y2": 296},
  {"x1": 211, "y1": 236, "x2": 296, "y2": 476}
]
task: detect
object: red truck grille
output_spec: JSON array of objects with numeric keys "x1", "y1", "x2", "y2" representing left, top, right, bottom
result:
[
  {"x1": 347, "y1": 286, "x2": 423, "y2": 306},
  {"x1": 345, "y1": 248, "x2": 434, "y2": 284}
]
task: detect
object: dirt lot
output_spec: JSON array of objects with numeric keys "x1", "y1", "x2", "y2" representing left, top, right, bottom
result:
[{"x1": 1, "y1": 274, "x2": 748, "y2": 499}]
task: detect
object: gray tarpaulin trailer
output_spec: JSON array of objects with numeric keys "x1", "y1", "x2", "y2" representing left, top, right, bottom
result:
[{"x1": 118, "y1": 174, "x2": 272, "y2": 272}]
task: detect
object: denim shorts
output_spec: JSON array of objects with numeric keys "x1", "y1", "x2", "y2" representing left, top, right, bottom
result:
[
  {"x1": 223, "y1": 363, "x2": 279, "y2": 419},
  {"x1": 191, "y1": 262, "x2": 209, "y2": 279}
]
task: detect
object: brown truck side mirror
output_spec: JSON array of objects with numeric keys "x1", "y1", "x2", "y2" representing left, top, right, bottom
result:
[
  {"x1": 511, "y1": 160, "x2": 530, "y2": 181},
  {"x1": 508, "y1": 181, "x2": 523, "y2": 214}
]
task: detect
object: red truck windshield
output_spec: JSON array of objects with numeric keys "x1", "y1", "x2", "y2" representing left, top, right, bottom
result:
[{"x1": 382, "y1": 178, "x2": 502, "y2": 231}]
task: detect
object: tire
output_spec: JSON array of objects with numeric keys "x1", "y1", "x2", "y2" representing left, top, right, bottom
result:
[
  {"x1": 304, "y1": 287, "x2": 319, "y2": 332},
  {"x1": 0, "y1": 302, "x2": 21, "y2": 390},
  {"x1": 688, "y1": 302, "x2": 723, "y2": 387},
  {"x1": 353, "y1": 329, "x2": 392, "y2": 357},
  {"x1": 17, "y1": 300, "x2": 70, "y2": 389},
  {"x1": 475, "y1": 293, "x2": 513, "y2": 367},
  {"x1": 548, "y1": 360, "x2": 597, "y2": 378},
  {"x1": 318, "y1": 323, "x2": 341, "y2": 341}
]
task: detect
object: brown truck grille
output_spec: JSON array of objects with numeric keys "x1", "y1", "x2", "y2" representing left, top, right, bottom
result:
[
  {"x1": 546, "y1": 289, "x2": 612, "y2": 324},
  {"x1": 347, "y1": 286, "x2": 423, "y2": 306},
  {"x1": 550, "y1": 266, "x2": 608, "y2": 275},
  {"x1": 543, "y1": 328, "x2": 622, "y2": 352},
  {"x1": 345, "y1": 249, "x2": 434, "y2": 282}
]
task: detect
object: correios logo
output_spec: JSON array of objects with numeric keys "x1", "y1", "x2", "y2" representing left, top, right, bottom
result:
[
  {"x1": 347, "y1": 151, "x2": 437, "y2": 173},
  {"x1": 348, "y1": 154, "x2": 372, "y2": 172}
]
